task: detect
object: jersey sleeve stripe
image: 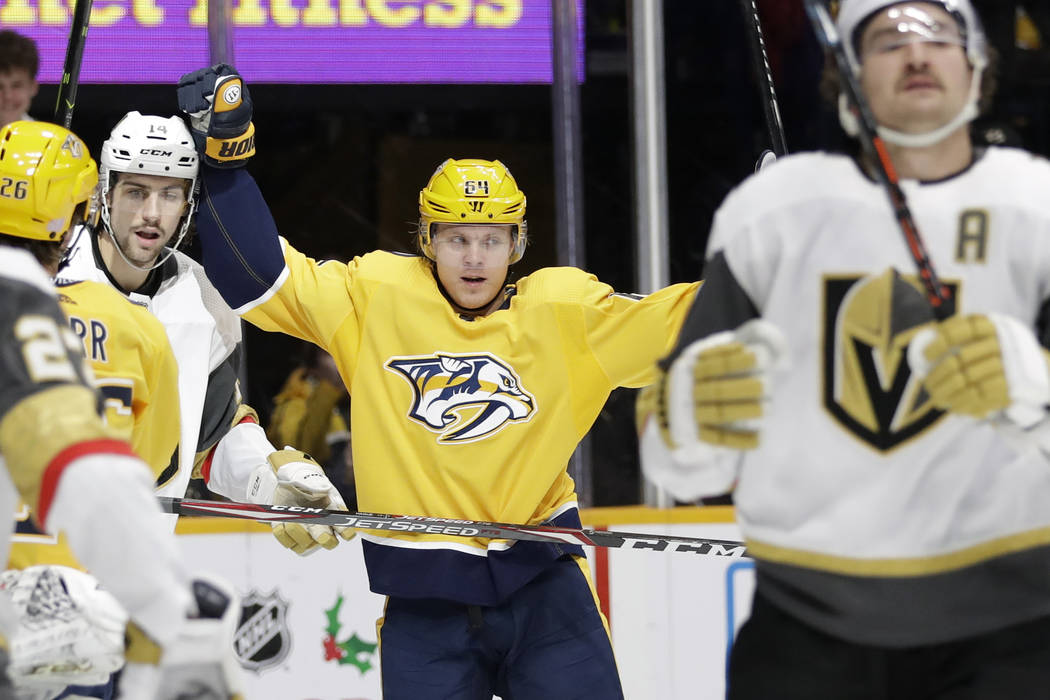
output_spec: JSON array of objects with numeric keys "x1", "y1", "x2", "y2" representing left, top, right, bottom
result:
[
  {"x1": 38, "y1": 438, "x2": 136, "y2": 529},
  {"x1": 232, "y1": 263, "x2": 289, "y2": 316}
]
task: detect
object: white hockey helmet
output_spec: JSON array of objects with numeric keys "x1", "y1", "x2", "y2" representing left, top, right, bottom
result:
[
  {"x1": 98, "y1": 111, "x2": 199, "y2": 270},
  {"x1": 835, "y1": 0, "x2": 988, "y2": 147}
]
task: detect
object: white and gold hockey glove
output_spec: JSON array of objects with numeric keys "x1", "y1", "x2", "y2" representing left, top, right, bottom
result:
[
  {"x1": 909, "y1": 313, "x2": 1050, "y2": 428},
  {"x1": 120, "y1": 574, "x2": 244, "y2": 700},
  {"x1": 637, "y1": 319, "x2": 787, "y2": 500},
  {"x1": 0, "y1": 565, "x2": 126, "y2": 694},
  {"x1": 247, "y1": 448, "x2": 355, "y2": 555}
]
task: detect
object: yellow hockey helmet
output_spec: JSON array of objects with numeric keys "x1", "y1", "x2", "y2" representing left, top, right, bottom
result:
[
  {"x1": 418, "y1": 158, "x2": 527, "y2": 263},
  {"x1": 0, "y1": 120, "x2": 98, "y2": 242}
]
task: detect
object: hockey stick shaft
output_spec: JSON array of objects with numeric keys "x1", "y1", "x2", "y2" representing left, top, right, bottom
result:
[
  {"x1": 741, "y1": 0, "x2": 788, "y2": 156},
  {"x1": 54, "y1": 0, "x2": 93, "y2": 128},
  {"x1": 803, "y1": 0, "x2": 951, "y2": 319},
  {"x1": 158, "y1": 497, "x2": 749, "y2": 558}
]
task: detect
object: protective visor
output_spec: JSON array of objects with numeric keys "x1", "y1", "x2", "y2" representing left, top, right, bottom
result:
[{"x1": 861, "y1": 5, "x2": 965, "y2": 57}]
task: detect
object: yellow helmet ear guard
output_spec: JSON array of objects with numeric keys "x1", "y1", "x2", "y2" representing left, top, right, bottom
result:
[
  {"x1": 417, "y1": 158, "x2": 527, "y2": 263},
  {"x1": 0, "y1": 120, "x2": 98, "y2": 242}
]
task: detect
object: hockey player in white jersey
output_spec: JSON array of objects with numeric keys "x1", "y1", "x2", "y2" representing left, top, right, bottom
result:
[
  {"x1": 60, "y1": 111, "x2": 350, "y2": 551},
  {"x1": 639, "y1": 0, "x2": 1050, "y2": 697},
  {"x1": 0, "y1": 119, "x2": 242, "y2": 700}
]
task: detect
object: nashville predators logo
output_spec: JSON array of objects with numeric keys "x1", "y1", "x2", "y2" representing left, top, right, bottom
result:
[
  {"x1": 386, "y1": 352, "x2": 536, "y2": 443},
  {"x1": 823, "y1": 269, "x2": 955, "y2": 452}
]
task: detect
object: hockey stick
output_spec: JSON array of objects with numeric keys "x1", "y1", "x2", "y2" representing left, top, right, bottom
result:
[
  {"x1": 741, "y1": 0, "x2": 788, "y2": 157},
  {"x1": 158, "y1": 497, "x2": 749, "y2": 558},
  {"x1": 803, "y1": 0, "x2": 951, "y2": 320},
  {"x1": 54, "y1": 0, "x2": 93, "y2": 127}
]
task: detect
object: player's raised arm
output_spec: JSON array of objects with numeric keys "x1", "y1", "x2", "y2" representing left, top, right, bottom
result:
[
  {"x1": 176, "y1": 64, "x2": 282, "y2": 310},
  {"x1": 177, "y1": 65, "x2": 356, "y2": 352}
]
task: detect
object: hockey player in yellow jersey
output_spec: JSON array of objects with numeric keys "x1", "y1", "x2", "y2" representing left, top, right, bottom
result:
[
  {"x1": 0, "y1": 120, "x2": 242, "y2": 699},
  {"x1": 177, "y1": 64, "x2": 699, "y2": 700},
  {"x1": 57, "y1": 281, "x2": 180, "y2": 476}
]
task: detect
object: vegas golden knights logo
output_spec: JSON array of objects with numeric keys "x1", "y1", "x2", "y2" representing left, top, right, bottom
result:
[{"x1": 823, "y1": 269, "x2": 955, "y2": 452}]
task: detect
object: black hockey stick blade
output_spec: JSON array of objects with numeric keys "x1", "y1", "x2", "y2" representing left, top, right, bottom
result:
[{"x1": 159, "y1": 497, "x2": 749, "y2": 558}]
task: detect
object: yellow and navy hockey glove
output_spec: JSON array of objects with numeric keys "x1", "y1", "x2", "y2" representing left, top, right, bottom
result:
[{"x1": 177, "y1": 63, "x2": 255, "y2": 168}]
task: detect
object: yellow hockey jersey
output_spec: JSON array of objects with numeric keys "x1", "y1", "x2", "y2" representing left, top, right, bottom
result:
[
  {"x1": 242, "y1": 241, "x2": 698, "y2": 604},
  {"x1": 9, "y1": 279, "x2": 180, "y2": 569}
]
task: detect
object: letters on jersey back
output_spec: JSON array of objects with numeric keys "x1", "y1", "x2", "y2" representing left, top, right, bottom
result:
[{"x1": 823, "y1": 268, "x2": 957, "y2": 452}]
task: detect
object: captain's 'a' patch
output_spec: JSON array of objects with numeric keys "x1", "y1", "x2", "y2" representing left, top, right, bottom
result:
[{"x1": 823, "y1": 268, "x2": 957, "y2": 452}]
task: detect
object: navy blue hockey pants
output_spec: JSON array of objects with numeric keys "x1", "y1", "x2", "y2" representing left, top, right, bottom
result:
[{"x1": 378, "y1": 554, "x2": 624, "y2": 700}]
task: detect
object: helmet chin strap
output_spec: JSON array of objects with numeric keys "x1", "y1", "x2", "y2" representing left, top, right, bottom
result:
[
  {"x1": 839, "y1": 63, "x2": 985, "y2": 149},
  {"x1": 102, "y1": 218, "x2": 190, "y2": 275}
]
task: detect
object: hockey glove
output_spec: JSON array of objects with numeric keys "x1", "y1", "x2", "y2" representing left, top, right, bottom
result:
[
  {"x1": 120, "y1": 574, "x2": 244, "y2": 700},
  {"x1": 1, "y1": 566, "x2": 126, "y2": 692},
  {"x1": 636, "y1": 319, "x2": 787, "y2": 500},
  {"x1": 177, "y1": 63, "x2": 255, "y2": 168},
  {"x1": 247, "y1": 447, "x2": 355, "y2": 555},
  {"x1": 909, "y1": 313, "x2": 1050, "y2": 428}
]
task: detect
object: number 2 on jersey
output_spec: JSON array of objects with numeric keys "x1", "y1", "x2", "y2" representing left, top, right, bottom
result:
[{"x1": 15, "y1": 315, "x2": 81, "y2": 383}]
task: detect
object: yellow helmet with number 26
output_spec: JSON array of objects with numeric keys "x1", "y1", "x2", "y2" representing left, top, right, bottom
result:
[
  {"x1": 418, "y1": 158, "x2": 528, "y2": 263},
  {"x1": 0, "y1": 120, "x2": 98, "y2": 242}
]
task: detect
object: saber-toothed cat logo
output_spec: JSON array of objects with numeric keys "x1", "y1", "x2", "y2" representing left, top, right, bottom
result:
[{"x1": 386, "y1": 352, "x2": 536, "y2": 443}]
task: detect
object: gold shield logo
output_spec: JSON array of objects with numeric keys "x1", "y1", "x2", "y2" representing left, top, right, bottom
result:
[{"x1": 823, "y1": 269, "x2": 955, "y2": 452}]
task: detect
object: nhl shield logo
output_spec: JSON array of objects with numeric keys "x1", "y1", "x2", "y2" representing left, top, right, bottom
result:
[{"x1": 234, "y1": 590, "x2": 291, "y2": 672}]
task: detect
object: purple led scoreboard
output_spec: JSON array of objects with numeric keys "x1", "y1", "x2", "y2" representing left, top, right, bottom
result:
[{"x1": 11, "y1": 0, "x2": 584, "y2": 84}]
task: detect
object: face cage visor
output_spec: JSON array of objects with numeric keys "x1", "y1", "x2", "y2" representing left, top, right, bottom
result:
[
  {"x1": 421, "y1": 221, "x2": 527, "y2": 264},
  {"x1": 98, "y1": 171, "x2": 198, "y2": 273},
  {"x1": 859, "y1": 5, "x2": 966, "y2": 58},
  {"x1": 840, "y1": 4, "x2": 985, "y2": 148}
]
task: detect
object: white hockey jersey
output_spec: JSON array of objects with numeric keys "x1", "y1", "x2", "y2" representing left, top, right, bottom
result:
[
  {"x1": 675, "y1": 147, "x2": 1050, "y2": 646},
  {"x1": 60, "y1": 229, "x2": 244, "y2": 517}
]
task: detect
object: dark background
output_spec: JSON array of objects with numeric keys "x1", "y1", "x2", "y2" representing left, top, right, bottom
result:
[{"x1": 34, "y1": 0, "x2": 1050, "y2": 506}]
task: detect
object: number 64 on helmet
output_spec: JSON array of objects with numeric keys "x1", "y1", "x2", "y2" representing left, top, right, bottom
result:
[{"x1": 417, "y1": 158, "x2": 528, "y2": 264}]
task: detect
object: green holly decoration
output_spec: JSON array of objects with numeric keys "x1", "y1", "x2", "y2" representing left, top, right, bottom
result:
[{"x1": 322, "y1": 594, "x2": 378, "y2": 674}]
